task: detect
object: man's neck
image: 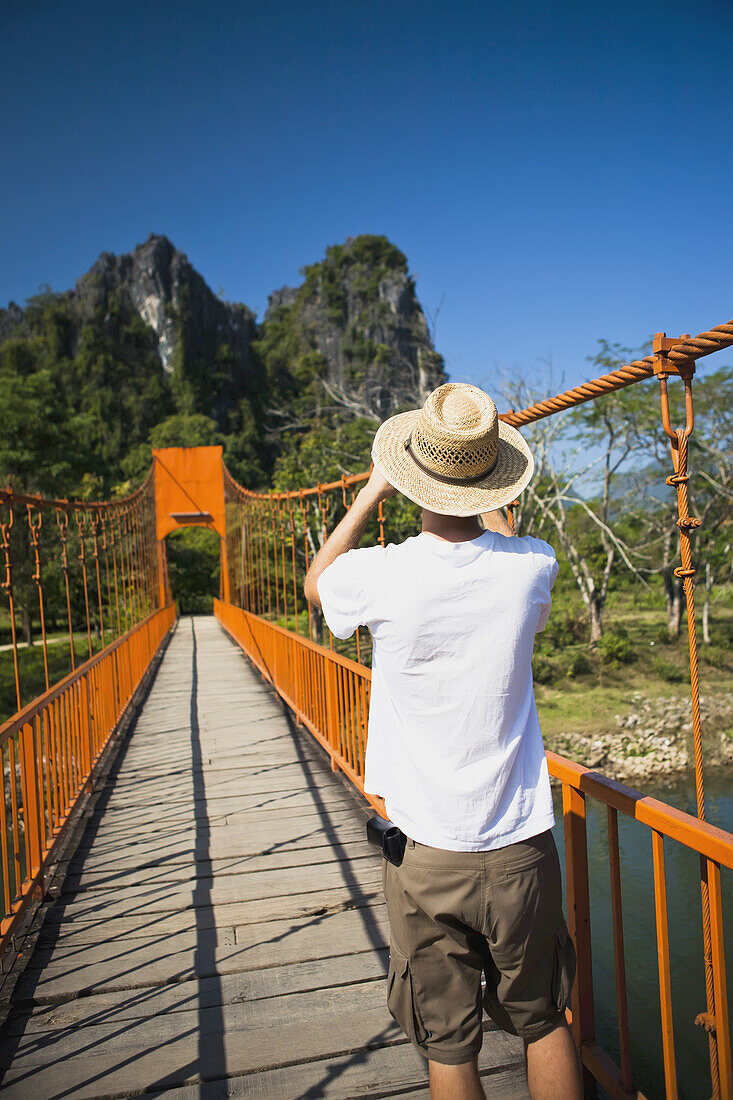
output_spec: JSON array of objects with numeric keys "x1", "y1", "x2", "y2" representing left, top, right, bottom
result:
[{"x1": 421, "y1": 510, "x2": 484, "y2": 543}]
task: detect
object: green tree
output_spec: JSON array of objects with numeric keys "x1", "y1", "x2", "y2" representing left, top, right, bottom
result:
[
  {"x1": 0, "y1": 336, "x2": 79, "y2": 494},
  {"x1": 496, "y1": 343, "x2": 657, "y2": 643}
]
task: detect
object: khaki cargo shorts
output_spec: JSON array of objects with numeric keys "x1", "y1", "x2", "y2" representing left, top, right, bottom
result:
[{"x1": 382, "y1": 828, "x2": 576, "y2": 1065}]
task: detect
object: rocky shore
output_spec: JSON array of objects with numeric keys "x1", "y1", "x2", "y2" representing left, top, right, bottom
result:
[{"x1": 546, "y1": 691, "x2": 733, "y2": 784}]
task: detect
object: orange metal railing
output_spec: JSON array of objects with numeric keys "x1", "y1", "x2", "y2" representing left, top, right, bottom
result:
[
  {"x1": 0, "y1": 602, "x2": 176, "y2": 953},
  {"x1": 216, "y1": 320, "x2": 733, "y2": 1100},
  {"x1": 0, "y1": 472, "x2": 161, "y2": 717},
  {"x1": 0, "y1": 471, "x2": 177, "y2": 957},
  {"x1": 214, "y1": 599, "x2": 381, "y2": 812},
  {"x1": 549, "y1": 753, "x2": 732, "y2": 1100}
]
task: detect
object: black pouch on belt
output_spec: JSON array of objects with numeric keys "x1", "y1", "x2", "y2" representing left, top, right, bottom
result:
[{"x1": 366, "y1": 815, "x2": 407, "y2": 867}]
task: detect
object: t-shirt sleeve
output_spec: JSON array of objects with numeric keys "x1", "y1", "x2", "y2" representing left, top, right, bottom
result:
[
  {"x1": 316, "y1": 547, "x2": 380, "y2": 640},
  {"x1": 534, "y1": 541, "x2": 560, "y2": 633}
]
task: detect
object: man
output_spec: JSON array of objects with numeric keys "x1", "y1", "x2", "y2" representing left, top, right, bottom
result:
[{"x1": 303, "y1": 382, "x2": 581, "y2": 1100}]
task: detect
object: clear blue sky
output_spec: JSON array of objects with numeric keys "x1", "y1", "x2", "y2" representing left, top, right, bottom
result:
[{"x1": 2, "y1": 0, "x2": 732, "y2": 393}]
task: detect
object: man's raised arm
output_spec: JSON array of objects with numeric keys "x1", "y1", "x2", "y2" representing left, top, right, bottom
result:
[{"x1": 303, "y1": 467, "x2": 396, "y2": 608}]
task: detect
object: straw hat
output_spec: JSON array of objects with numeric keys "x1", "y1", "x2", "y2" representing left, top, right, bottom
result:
[{"x1": 371, "y1": 382, "x2": 534, "y2": 517}]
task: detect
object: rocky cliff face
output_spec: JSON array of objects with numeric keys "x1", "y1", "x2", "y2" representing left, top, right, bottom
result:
[
  {"x1": 1, "y1": 234, "x2": 259, "y2": 428},
  {"x1": 74, "y1": 234, "x2": 256, "y2": 375},
  {"x1": 263, "y1": 236, "x2": 446, "y2": 421}
]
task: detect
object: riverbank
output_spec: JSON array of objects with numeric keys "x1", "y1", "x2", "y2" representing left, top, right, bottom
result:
[{"x1": 541, "y1": 689, "x2": 733, "y2": 783}]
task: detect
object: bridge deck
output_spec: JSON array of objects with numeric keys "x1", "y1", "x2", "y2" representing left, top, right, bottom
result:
[{"x1": 0, "y1": 616, "x2": 528, "y2": 1098}]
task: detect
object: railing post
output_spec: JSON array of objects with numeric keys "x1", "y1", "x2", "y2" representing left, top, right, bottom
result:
[
  {"x1": 324, "y1": 658, "x2": 339, "y2": 771},
  {"x1": 563, "y1": 783, "x2": 596, "y2": 1097},
  {"x1": 272, "y1": 622, "x2": 278, "y2": 685},
  {"x1": 19, "y1": 720, "x2": 43, "y2": 893},
  {"x1": 652, "y1": 830, "x2": 678, "y2": 1099},
  {"x1": 707, "y1": 859, "x2": 732, "y2": 1097},
  {"x1": 156, "y1": 539, "x2": 167, "y2": 610},
  {"x1": 84, "y1": 673, "x2": 94, "y2": 781}
]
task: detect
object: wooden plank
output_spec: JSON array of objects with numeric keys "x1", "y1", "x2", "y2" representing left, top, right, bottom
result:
[
  {"x1": 24, "y1": 897, "x2": 388, "y2": 969},
  {"x1": 64, "y1": 819, "x2": 368, "y2": 864},
  {"x1": 92, "y1": 777, "x2": 359, "y2": 815},
  {"x1": 57, "y1": 846, "x2": 377, "y2": 889},
  {"x1": 4, "y1": 973, "x2": 393, "y2": 1063},
  {"x1": 14, "y1": 904, "x2": 391, "y2": 1002},
  {"x1": 0, "y1": 1006, "x2": 397, "y2": 1097},
  {"x1": 65, "y1": 800, "x2": 365, "y2": 840},
  {"x1": 0, "y1": 984, "x2": 527, "y2": 1098},
  {"x1": 142, "y1": 1041, "x2": 527, "y2": 1099},
  {"x1": 50, "y1": 858, "x2": 383, "y2": 919},
  {"x1": 38, "y1": 882, "x2": 385, "y2": 944},
  {"x1": 15, "y1": 953, "x2": 390, "y2": 1030},
  {"x1": 79, "y1": 785, "x2": 358, "y2": 820},
  {"x1": 99, "y1": 772, "x2": 353, "y2": 804},
  {"x1": 2, "y1": 1020, "x2": 527, "y2": 1100}
]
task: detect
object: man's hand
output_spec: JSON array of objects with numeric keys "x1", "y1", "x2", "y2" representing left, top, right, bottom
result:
[
  {"x1": 360, "y1": 466, "x2": 398, "y2": 507},
  {"x1": 481, "y1": 508, "x2": 515, "y2": 537}
]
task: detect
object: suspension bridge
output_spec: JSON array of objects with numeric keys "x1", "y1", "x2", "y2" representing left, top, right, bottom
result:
[{"x1": 0, "y1": 324, "x2": 732, "y2": 1099}]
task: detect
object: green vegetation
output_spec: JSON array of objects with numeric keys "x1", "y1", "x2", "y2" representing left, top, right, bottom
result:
[
  {"x1": 0, "y1": 234, "x2": 438, "y2": 503},
  {"x1": 0, "y1": 287, "x2": 267, "y2": 499},
  {"x1": 531, "y1": 579, "x2": 733, "y2": 685},
  {"x1": 255, "y1": 234, "x2": 444, "y2": 477},
  {"x1": 0, "y1": 234, "x2": 438, "y2": 715},
  {"x1": 301, "y1": 235, "x2": 408, "y2": 314},
  {"x1": 1, "y1": 237, "x2": 731, "y2": 762},
  {"x1": 167, "y1": 528, "x2": 220, "y2": 614},
  {"x1": 531, "y1": 583, "x2": 733, "y2": 762}
]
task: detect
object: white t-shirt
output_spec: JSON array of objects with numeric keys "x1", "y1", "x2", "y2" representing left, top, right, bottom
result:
[{"x1": 316, "y1": 529, "x2": 558, "y2": 851}]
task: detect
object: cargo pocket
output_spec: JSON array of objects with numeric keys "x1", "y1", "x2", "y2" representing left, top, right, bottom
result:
[
  {"x1": 551, "y1": 922, "x2": 577, "y2": 1013},
  {"x1": 387, "y1": 943, "x2": 430, "y2": 1048}
]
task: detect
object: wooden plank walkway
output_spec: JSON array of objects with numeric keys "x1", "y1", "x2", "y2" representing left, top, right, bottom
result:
[{"x1": 0, "y1": 615, "x2": 528, "y2": 1098}]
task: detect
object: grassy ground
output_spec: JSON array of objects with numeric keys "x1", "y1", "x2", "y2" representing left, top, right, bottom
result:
[
  {"x1": 536, "y1": 671, "x2": 729, "y2": 740},
  {"x1": 535, "y1": 633, "x2": 733, "y2": 741},
  {"x1": 534, "y1": 585, "x2": 733, "y2": 740}
]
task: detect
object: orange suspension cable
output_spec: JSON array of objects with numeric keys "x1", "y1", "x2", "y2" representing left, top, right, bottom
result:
[
  {"x1": 27, "y1": 506, "x2": 50, "y2": 691},
  {"x1": 0, "y1": 504, "x2": 21, "y2": 712}
]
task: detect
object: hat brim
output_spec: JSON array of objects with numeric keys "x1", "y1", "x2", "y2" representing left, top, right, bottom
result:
[{"x1": 371, "y1": 410, "x2": 535, "y2": 517}]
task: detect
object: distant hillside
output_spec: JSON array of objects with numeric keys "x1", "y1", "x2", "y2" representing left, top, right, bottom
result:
[{"x1": 0, "y1": 233, "x2": 445, "y2": 497}]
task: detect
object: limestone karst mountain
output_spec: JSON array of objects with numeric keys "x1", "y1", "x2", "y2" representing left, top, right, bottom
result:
[
  {"x1": 0, "y1": 233, "x2": 446, "y2": 493},
  {"x1": 263, "y1": 235, "x2": 446, "y2": 425}
]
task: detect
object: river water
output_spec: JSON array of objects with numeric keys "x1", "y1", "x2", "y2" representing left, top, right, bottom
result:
[{"x1": 551, "y1": 770, "x2": 732, "y2": 1099}]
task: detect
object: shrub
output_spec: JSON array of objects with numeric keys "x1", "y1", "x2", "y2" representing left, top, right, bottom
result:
[
  {"x1": 598, "y1": 627, "x2": 635, "y2": 668},
  {"x1": 566, "y1": 650, "x2": 593, "y2": 678},
  {"x1": 545, "y1": 610, "x2": 586, "y2": 648},
  {"x1": 651, "y1": 656, "x2": 686, "y2": 683},
  {"x1": 701, "y1": 645, "x2": 730, "y2": 670},
  {"x1": 533, "y1": 655, "x2": 558, "y2": 685}
]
